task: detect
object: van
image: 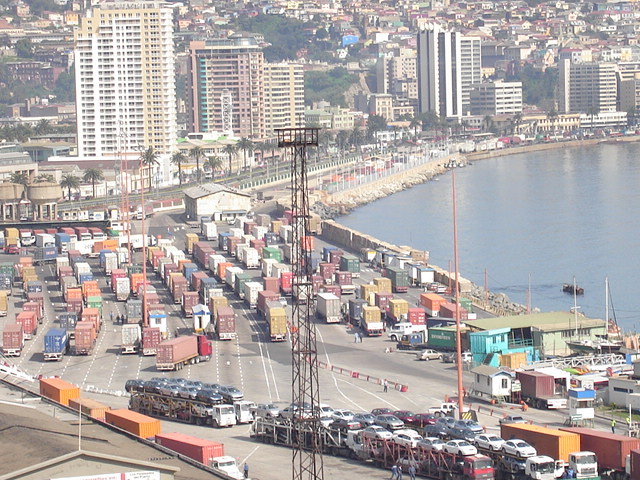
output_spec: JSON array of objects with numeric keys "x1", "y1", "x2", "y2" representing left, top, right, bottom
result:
[{"x1": 387, "y1": 322, "x2": 426, "y2": 341}]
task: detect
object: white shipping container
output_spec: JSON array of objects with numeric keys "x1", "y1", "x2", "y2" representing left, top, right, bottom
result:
[
  {"x1": 116, "y1": 247, "x2": 128, "y2": 265},
  {"x1": 317, "y1": 292, "x2": 341, "y2": 323},
  {"x1": 243, "y1": 281, "x2": 263, "y2": 308},
  {"x1": 103, "y1": 252, "x2": 118, "y2": 275},
  {"x1": 36, "y1": 233, "x2": 56, "y2": 248},
  {"x1": 225, "y1": 266, "x2": 243, "y2": 288},
  {"x1": 115, "y1": 277, "x2": 130, "y2": 301},
  {"x1": 241, "y1": 234, "x2": 255, "y2": 245},
  {"x1": 229, "y1": 227, "x2": 243, "y2": 238},
  {"x1": 56, "y1": 256, "x2": 70, "y2": 276},
  {"x1": 261, "y1": 258, "x2": 277, "y2": 277},
  {"x1": 202, "y1": 222, "x2": 218, "y2": 241},
  {"x1": 162, "y1": 244, "x2": 178, "y2": 256},
  {"x1": 272, "y1": 263, "x2": 290, "y2": 279},
  {"x1": 192, "y1": 304, "x2": 211, "y2": 333},
  {"x1": 209, "y1": 254, "x2": 227, "y2": 274},
  {"x1": 251, "y1": 225, "x2": 268, "y2": 240},
  {"x1": 236, "y1": 244, "x2": 249, "y2": 261},
  {"x1": 73, "y1": 262, "x2": 91, "y2": 276},
  {"x1": 170, "y1": 249, "x2": 186, "y2": 264},
  {"x1": 242, "y1": 248, "x2": 260, "y2": 269},
  {"x1": 122, "y1": 324, "x2": 141, "y2": 347},
  {"x1": 279, "y1": 225, "x2": 293, "y2": 243}
]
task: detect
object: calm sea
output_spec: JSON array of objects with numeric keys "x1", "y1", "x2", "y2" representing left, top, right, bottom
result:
[{"x1": 339, "y1": 142, "x2": 640, "y2": 332}]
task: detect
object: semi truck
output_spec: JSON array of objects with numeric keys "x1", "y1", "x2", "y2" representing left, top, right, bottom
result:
[
  {"x1": 515, "y1": 371, "x2": 568, "y2": 409},
  {"x1": 251, "y1": 417, "x2": 495, "y2": 480},
  {"x1": 43, "y1": 328, "x2": 69, "y2": 361},
  {"x1": 361, "y1": 305, "x2": 384, "y2": 336},
  {"x1": 115, "y1": 277, "x2": 130, "y2": 302},
  {"x1": 266, "y1": 302, "x2": 287, "y2": 342},
  {"x1": 121, "y1": 324, "x2": 142, "y2": 354},
  {"x1": 216, "y1": 306, "x2": 236, "y2": 341},
  {"x1": 155, "y1": 334, "x2": 212, "y2": 371},
  {"x1": 2, "y1": 323, "x2": 23, "y2": 356},
  {"x1": 316, "y1": 293, "x2": 341, "y2": 324}
]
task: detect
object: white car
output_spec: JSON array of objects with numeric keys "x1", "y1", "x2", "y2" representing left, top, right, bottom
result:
[
  {"x1": 362, "y1": 425, "x2": 393, "y2": 440},
  {"x1": 474, "y1": 434, "x2": 505, "y2": 452},
  {"x1": 316, "y1": 404, "x2": 334, "y2": 416},
  {"x1": 417, "y1": 437, "x2": 445, "y2": 452},
  {"x1": 332, "y1": 409, "x2": 355, "y2": 422},
  {"x1": 502, "y1": 439, "x2": 537, "y2": 458},
  {"x1": 443, "y1": 439, "x2": 478, "y2": 456},
  {"x1": 392, "y1": 429, "x2": 423, "y2": 448}
]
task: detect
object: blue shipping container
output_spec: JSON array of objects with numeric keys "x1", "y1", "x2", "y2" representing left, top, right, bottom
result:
[
  {"x1": 58, "y1": 313, "x2": 77, "y2": 330},
  {"x1": 218, "y1": 232, "x2": 232, "y2": 251},
  {"x1": 55, "y1": 232, "x2": 70, "y2": 246},
  {"x1": 79, "y1": 273, "x2": 94, "y2": 284},
  {"x1": 44, "y1": 328, "x2": 68, "y2": 353},
  {"x1": 322, "y1": 246, "x2": 337, "y2": 262},
  {"x1": 26, "y1": 281, "x2": 43, "y2": 293}
]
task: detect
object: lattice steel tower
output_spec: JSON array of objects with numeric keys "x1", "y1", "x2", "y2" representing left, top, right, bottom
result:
[{"x1": 276, "y1": 128, "x2": 324, "y2": 480}]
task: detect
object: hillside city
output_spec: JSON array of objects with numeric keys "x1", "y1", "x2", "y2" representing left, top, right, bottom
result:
[{"x1": 0, "y1": 0, "x2": 638, "y2": 199}]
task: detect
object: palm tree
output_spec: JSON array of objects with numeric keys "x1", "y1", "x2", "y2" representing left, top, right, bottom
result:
[
  {"x1": 190, "y1": 146, "x2": 204, "y2": 183},
  {"x1": 9, "y1": 172, "x2": 29, "y2": 185},
  {"x1": 409, "y1": 116, "x2": 422, "y2": 140},
  {"x1": 83, "y1": 168, "x2": 104, "y2": 198},
  {"x1": 59, "y1": 173, "x2": 80, "y2": 200},
  {"x1": 34, "y1": 119, "x2": 51, "y2": 136},
  {"x1": 254, "y1": 141, "x2": 271, "y2": 168},
  {"x1": 511, "y1": 112, "x2": 523, "y2": 135},
  {"x1": 237, "y1": 137, "x2": 254, "y2": 173},
  {"x1": 170, "y1": 151, "x2": 187, "y2": 185},
  {"x1": 205, "y1": 156, "x2": 223, "y2": 178},
  {"x1": 35, "y1": 173, "x2": 55, "y2": 183},
  {"x1": 140, "y1": 146, "x2": 159, "y2": 193},
  {"x1": 223, "y1": 144, "x2": 238, "y2": 176}
]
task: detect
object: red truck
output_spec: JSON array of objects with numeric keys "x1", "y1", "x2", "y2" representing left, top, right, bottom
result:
[{"x1": 156, "y1": 334, "x2": 212, "y2": 371}]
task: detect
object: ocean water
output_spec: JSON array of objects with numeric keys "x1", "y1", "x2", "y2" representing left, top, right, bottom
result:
[{"x1": 339, "y1": 142, "x2": 640, "y2": 332}]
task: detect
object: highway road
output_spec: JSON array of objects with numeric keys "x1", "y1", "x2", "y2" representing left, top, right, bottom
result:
[{"x1": 0, "y1": 208, "x2": 578, "y2": 479}]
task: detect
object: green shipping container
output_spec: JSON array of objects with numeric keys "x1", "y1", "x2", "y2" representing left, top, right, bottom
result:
[
  {"x1": 262, "y1": 247, "x2": 282, "y2": 262},
  {"x1": 459, "y1": 298, "x2": 473, "y2": 313},
  {"x1": 86, "y1": 302, "x2": 103, "y2": 316},
  {"x1": 339, "y1": 254, "x2": 360, "y2": 274},
  {"x1": 86, "y1": 295, "x2": 102, "y2": 305},
  {"x1": 428, "y1": 326, "x2": 470, "y2": 351},
  {"x1": 0, "y1": 262, "x2": 14, "y2": 275},
  {"x1": 234, "y1": 272, "x2": 252, "y2": 297},
  {"x1": 127, "y1": 264, "x2": 143, "y2": 275},
  {"x1": 385, "y1": 266, "x2": 409, "y2": 292}
]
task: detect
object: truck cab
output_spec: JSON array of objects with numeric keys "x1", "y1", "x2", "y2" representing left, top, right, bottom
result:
[
  {"x1": 568, "y1": 451, "x2": 598, "y2": 478},
  {"x1": 234, "y1": 400, "x2": 256, "y2": 424},
  {"x1": 524, "y1": 455, "x2": 557, "y2": 480},
  {"x1": 211, "y1": 404, "x2": 237, "y2": 428},
  {"x1": 396, "y1": 332, "x2": 428, "y2": 350},
  {"x1": 387, "y1": 322, "x2": 426, "y2": 341},
  {"x1": 210, "y1": 456, "x2": 244, "y2": 479}
]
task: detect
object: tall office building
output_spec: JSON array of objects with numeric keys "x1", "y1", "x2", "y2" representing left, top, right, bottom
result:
[
  {"x1": 417, "y1": 24, "x2": 481, "y2": 118},
  {"x1": 189, "y1": 37, "x2": 265, "y2": 139},
  {"x1": 559, "y1": 59, "x2": 617, "y2": 114},
  {"x1": 264, "y1": 62, "x2": 305, "y2": 136},
  {"x1": 74, "y1": 1, "x2": 177, "y2": 157}
]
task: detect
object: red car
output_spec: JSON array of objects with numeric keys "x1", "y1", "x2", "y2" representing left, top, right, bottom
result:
[
  {"x1": 412, "y1": 413, "x2": 438, "y2": 427},
  {"x1": 393, "y1": 410, "x2": 417, "y2": 425}
]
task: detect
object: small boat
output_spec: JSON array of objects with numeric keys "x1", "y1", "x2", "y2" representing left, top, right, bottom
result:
[
  {"x1": 566, "y1": 338, "x2": 623, "y2": 355},
  {"x1": 563, "y1": 283, "x2": 584, "y2": 295}
]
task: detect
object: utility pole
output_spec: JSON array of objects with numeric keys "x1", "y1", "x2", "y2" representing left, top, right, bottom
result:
[{"x1": 276, "y1": 128, "x2": 324, "y2": 480}]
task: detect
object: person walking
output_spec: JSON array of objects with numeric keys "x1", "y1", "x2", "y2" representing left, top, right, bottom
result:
[
  {"x1": 611, "y1": 418, "x2": 617, "y2": 434},
  {"x1": 396, "y1": 464, "x2": 404, "y2": 480},
  {"x1": 354, "y1": 332, "x2": 359, "y2": 343},
  {"x1": 390, "y1": 464, "x2": 398, "y2": 480},
  {"x1": 383, "y1": 379, "x2": 389, "y2": 393},
  {"x1": 243, "y1": 462, "x2": 249, "y2": 479},
  {"x1": 408, "y1": 464, "x2": 416, "y2": 480}
]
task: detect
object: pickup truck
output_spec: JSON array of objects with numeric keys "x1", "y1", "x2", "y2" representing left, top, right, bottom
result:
[
  {"x1": 428, "y1": 402, "x2": 471, "y2": 417},
  {"x1": 387, "y1": 322, "x2": 427, "y2": 342}
]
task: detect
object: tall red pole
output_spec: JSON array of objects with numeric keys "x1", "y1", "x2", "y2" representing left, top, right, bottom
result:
[
  {"x1": 452, "y1": 168, "x2": 464, "y2": 419},
  {"x1": 140, "y1": 155, "x2": 148, "y2": 328}
]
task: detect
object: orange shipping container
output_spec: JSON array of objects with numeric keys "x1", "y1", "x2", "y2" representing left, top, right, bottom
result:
[
  {"x1": 500, "y1": 423, "x2": 580, "y2": 462},
  {"x1": 103, "y1": 239, "x2": 118, "y2": 250},
  {"x1": 68, "y1": 397, "x2": 111, "y2": 420},
  {"x1": 39, "y1": 377, "x2": 80, "y2": 406},
  {"x1": 82, "y1": 280, "x2": 99, "y2": 297},
  {"x1": 420, "y1": 293, "x2": 447, "y2": 315},
  {"x1": 217, "y1": 262, "x2": 233, "y2": 281},
  {"x1": 66, "y1": 287, "x2": 82, "y2": 301},
  {"x1": 19, "y1": 257, "x2": 33, "y2": 266},
  {"x1": 92, "y1": 241, "x2": 104, "y2": 253},
  {"x1": 105, "y1": 409, "x2": 161, "y2": 439},
  {"x1": 300, "y1": 235, "x2": 314, "y2": 251}
]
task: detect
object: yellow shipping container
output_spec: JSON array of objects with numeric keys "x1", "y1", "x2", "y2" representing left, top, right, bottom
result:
[
  {"x1": 499, "y1": 352, "x2": 527, "y2": 369},
  {"x1": 185, "y1": 233, "x2": 199, "y2": 254},
  {"x1": 360, "y1": 284, "x2": 378, "y2": 305},
  {"x1": 388, "y1": 298, "x2": 409, "y2": 320},
  {"x1": 23, "y1": 273, "x2": 38, "y2": 283},
  {"x1": 5, "y1": 227, "x2": 18, "y2": 239},
  {"x1": 362, "y1": 305, "x2": 382, "y2": 323},
  {"x1": 146, "y1": 246, "x2": 159, "y2": 263},
  {"x1": 209, "y1": 296, "x2": 228, "y2": 319},
  {"x1": 373, "y1": 277, "x2": 392, "y2": 294},
  {"x1": 271, "y1": 220, "x2": 282, "y2": 234},
  {"x1": 0, "y1": 291, "x2": 7, "y2": 315}
]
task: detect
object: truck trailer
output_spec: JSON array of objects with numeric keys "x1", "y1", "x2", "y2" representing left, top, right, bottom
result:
[{"x1": 155, "y1": 335, "x2": 212, "y2": 371}]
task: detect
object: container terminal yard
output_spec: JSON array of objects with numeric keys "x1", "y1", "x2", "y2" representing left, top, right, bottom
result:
[{"x1": 1, "y1": 198, "x2": 640, "y2": 479}]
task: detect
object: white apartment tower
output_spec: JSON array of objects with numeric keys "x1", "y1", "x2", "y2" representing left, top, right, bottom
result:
[
  {"x1": 559, "y1": 59, "x2": 617, "y2": 114},
  {"x1": 264, "y1": 62, "x2": 305, "y2": 136},
  {"x1": 74, "y1": 1, "x2": 177, "y2": 157},
  {"x1": 417, "y1": 24, "x2": 481, "y2": 118}
]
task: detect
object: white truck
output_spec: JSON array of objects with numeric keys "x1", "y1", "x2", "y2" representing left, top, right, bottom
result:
[
  {"x1": 243, "y1": 281, "x2": 263, "y2": 308},
  {"x1": 241, "y1": 247, "x2": 260, "y2": 269},
  {"x1": 121, "y1": 324, "x2": 141, "y2": 354},
  {"x1": 316, "y1": 293, "x2": 341, "y2": 324},
  {"x1": 211, "y1": 404, "x2": 237, "y2": 428},
  {"x1": 234, "y1": 400, "x2": 257, "y2": 424},
  {"x1": 115, "y1": 277, "x2": 130, "y2": 302},
  {"x1": 387, "y1": 322, "x2": 427, "y2": 342},
  {"x1": 210, "y1": 456, "x2": 244, "y2": 479}
]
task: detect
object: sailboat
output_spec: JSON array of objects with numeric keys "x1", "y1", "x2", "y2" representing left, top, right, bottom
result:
[{"x1": 566, "y1": 277, "x2": 623, "y2": 355}]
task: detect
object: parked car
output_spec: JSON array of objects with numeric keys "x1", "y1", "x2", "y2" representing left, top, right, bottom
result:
[
  {"x1": 362, "y1": 425, "x2": 393, "y2": 440},
  {"x1": 502, "y1": 439, "x2": 537, "y2": 458},
  {"x1": 448, "y1": 426, "x2": 477, "y2": 443},
  {"x1": 319, "y1": 416, "x2": 333, "y2": 427},
  {"x1": 442, "y1": 351, "x2": 472, "y2": 364},
  {"x1": 371, "y1": 407, "x2": 394, "y2": 416},
  {"x1": 124, "y1": 379, "x2": 145, "y2": 393},
  {"x1": 177, "y1": 385, "x2": 199, "y2": 399},
  {"x1": 424, "y1": 422, "x2": 448, "y2": 438},
  {"x1": 280, "y1": 403, "x2": 313, "y2": 420},
  {"x1": 392, "y1": 429, "x2": 423, "y2": 448},
  {"x1": 158, "y1": 383, "x2": 180, "y2": 397},
  {"x1": 499, "y1": 415, "x2": 528, "y2": 425},
  {"x1": 315, "y1": 404, "x2": 334, "y2": 417},
  {"x1": 195, "y1": 389, "x2": 223, "y2": 404},
  {"x1": 353, "y1": 412, "x2": 376, "y2": 427},
  {"x1": 443, "y1": 440, "x2": 478, "y2": 456},
  {"x1": 217, "y1": 385, "x2": 244, "y2": 402},
  {"x1": 393, "y1": 410, "x2": 416, "y2": 425},
  {"x1": 474, "y1": 434, "x2": 505, "y2": 452},
  {"x1": 375, "y1": 414, "x2": 405, "y2": 431},
  {"x1": 435, "y1": 416, "x2": 457, "y2": 435},
  {"x1": 331, "y1": 418, "x2": 362, "y2": 431},
  {"x1": 416, "y1": 349, "x2": 442, "y2": 361},
  {"x1": 331, "y1": 409, "x2": 355, "y2": 422},
  {"x1": 417, "y1": 437, "x2": 445, "y2": 452},
  {"x1": 252, "y1": 403, "x2": 280, "y2": 418},
  {"x1": 412, "y1": 413, "x2": 438, "y2": 427},
  {"x1": 454, "y1": 419, "x2": 483, "y2": 434}
]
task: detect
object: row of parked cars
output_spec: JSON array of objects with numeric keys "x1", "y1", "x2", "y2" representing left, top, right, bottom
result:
[{"x1": 125, "y1": 378, "x2": 244, "y2": 405}]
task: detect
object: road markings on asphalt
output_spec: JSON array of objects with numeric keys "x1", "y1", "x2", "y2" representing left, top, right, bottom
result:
[{"x1": 242, "y1": 306, "x2": 280, "y2": 401}]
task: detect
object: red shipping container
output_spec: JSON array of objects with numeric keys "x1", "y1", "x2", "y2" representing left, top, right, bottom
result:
[
  {"x1": 321, "y1": 284, "x2": 341, "y2": 297},
  {"x1": 257, "y1": 290, "x2": 279, "y2": 317},
  {"x1": 374, "y1": 292, "x2": 393, "y2": 313},
  {"x1": 300, "y1": 235, "x2": 314, "y2": 251},
  {"x1": 439, "y1": 302, "x2": 468, "y2": 321},
  {"x1": 172, "y1": 276, "x2": 188, "y2": 303},
  {"x1": 335, "y1": 271, "x2": 352, "y2": 286},
  {"x1": 157, "y1": 336, "x2": 198, "y2": 365},
  {"x1": 151, "y1": 250, "x2": 165, "y2": 269},
  {"x1": 58, "y1": 265, "x2": 73, "y2": 280},
  {"x1": 16, "y1": 310, "x2": 37, "y2": 337},
  {"x1": 559, "y1": 428, "x2": 640, "y2": 471},
  {"x1": 280, "y1": 271, "x2": 293, "y2": 294},
  {"x1": 67, "y1": 299, "x2": 83, "y2": 313},
  {"x1": 3, "y1": 323, "x2": 23, "y2": 353},
  {"x1": 81, "y1": 308, "x2": 101, "y2": 332},
  {"x1": 191, "y1": 271, "x2": 209, "y2": 293},
  {"x1": 145, "y1": 292, "x2": 160, "y2": 306},
  {"x1": 217, "y1": 262, "x2": 233, "y2": 282},
  {"x1": 312, "y1": 274, "x2": 323, "y2": 294},
  {"x1": 408, "y1": 307, "x2": 426, "y2": 325},
  {"x1": 319, "y1": 263, "x2": 336, "y2": 281},
  {"x1": 263, "y1": 277, "x2": 279, "y2": 294},
  {"x1": 329, "y1": 249, "x2": 343, "y2": 265},
  {"x1": 111, "y1": 269, "x2": 127, "y2": 293},
  {"x1": 250, "y1": 239, "x2": 265, "y2": 251},
  {"x1": 182, "y1": 292, "x2": 199, "y2": 317},
  {"x1": 163, "y1": 264, "x2": 178, "y2": 285},
  {"x1": 283, "y1": 210, "x2": 294, "y2": 224},
  {"x1": 631, "y1": 449, "x2": 640, "y2": 478},
  {"x1": 23, "y1": 301, "x2": 42, "y2": 320},
  {"x1": 74, "y1": 321, "x2": 96, "y2": 354},
  {"x1": 142, "y1": 327, "x2": 161, "y2": 355},
  {"x1": 216, "y1": 306, "x2": 236, "y2": 338},
  {"x1": 156, "y1": 432, "x2": 224, "y2": 465},
  {"x1": 27, "y1": 292, "x2": 44, "y2": 315},
  {"x1": 515, "y1": 371, "x2": 555, "y2": 399}
]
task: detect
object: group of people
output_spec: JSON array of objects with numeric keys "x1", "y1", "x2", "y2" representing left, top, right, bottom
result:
[
  {"x1": 390, "y1": 463, "x2": 416, "y2": 480},
  {"x1": 353, "y1": 331, "x2": 363, "y2": 343},
  {"x1": 109, "y1": 311, "x2": 127, "y2": 324}
]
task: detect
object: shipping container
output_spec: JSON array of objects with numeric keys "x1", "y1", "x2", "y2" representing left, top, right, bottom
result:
[
  {"x1": 68, "y1": 397, "x2": 111, "y2": 420},
  {"x1": 420, "y1": 293, "x2": 447, "y2": 317},
  {"x1": 388, "y1": 298, "x2": 409, "y2": 323},
  {"x1": 209, "y1": 296, "x2": 229, "y2": 319},
  {"x1": 267, "y1": 304, "x2": 287, "y2": 342},
  {"x1": 155, "y1": 432, "x2": 225, "y2": 465},
  {"x1": 74, "y1": 321, "x2": 96, "y2": 355},
  {"x1": 362, "y1": 305, "x2": 384, "y2": 336},
  {"x1": 385, "y1": 266, "x2": 409, "y2": 293},
  {"x1": 373, "y1": 277, "x2": 392, "y2": 294},
  {"x1": 142, "y1": 327, "x2": 161, "y2": 355},
  {"x1": 348, "y1": 298, "x2": 368, "y2": 324},
  {"x1": 39, "y1": 377, "x2": 80, "y2": 406},
  {"x1": 559, "y1": 427, "x2": 640, "y2": 471},
  {"x1": 216, "y1": 306, "x2": 236, "y2": 340},
  {"x1": 257, "y1": 290, "x2": 280, "y2": 318},
  {"x1": 439, "y1": 302, "x2": 469, "y2": 321},
  {"x1": 2, "y1": 323, "x2": 23, "y2": 356},
  {"x1": 500, "y1": 423, "x2": 580, "y2": 462},
  {"x1": 515, "y1": 371, "x2": 556, "y2": 399},
  {"x1": 427, "y1": 326, "x2": 470, "y2": 351},
  {"x1": 104, "y1": 409, "x2": 161, "y2": 439},
  {"x1": 16, "y1": 310, "x2": 37, "y2": 339},
  {"x1": 43, "y1": 328, "x2": 69, "y2": 361},
  {"x1": 339, "y1": 254, "x2": 360, "y2": 276},
  {"x1": 408, "y1": 307, "x2": 426, "y2": 325},
  {"x1": 316, "y1": 292, "x2": 341, "y2": 324}
]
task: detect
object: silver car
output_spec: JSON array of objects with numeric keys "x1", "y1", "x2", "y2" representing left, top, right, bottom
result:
[
  {"x1": 217, "y1": 385, "x2": 244, "y2": 402},
  {"x1": 253, "y1": 403, "x2": 280, "y2": 418},
  {"x1": 374, "y1": 414, "x2": 404, "y2": 431}
]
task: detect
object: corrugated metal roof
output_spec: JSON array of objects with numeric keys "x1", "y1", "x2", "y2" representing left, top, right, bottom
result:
[
  {"x1": 464, "y1": 311, "x2": 604, "y2": 331},
  {"x1": 183, "y1": 183, "x2": 250, "y2": 200}
]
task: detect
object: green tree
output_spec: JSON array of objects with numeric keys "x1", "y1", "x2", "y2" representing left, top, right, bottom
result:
[
  {"x1": 34, "y1": 119, "x2": 51, "y2": 136},
  {"x1": 304, "y1": 67, "x2": 358, "y2": 107},
  {"x1": 254, "y1": 141, "x2": 271, "y2": 167},
  {"x1": 83, "y1": 168, "x2": 104, "y2": 198},
  {"x1": 237, "y1": 137, "x2": 254, "y2": 172},
  {"x1": 190, "y1": 146, "x2": 204, "y2": 183},
  {"x1": 366, "y1": 114, "x2": 387, "y2": 142},
  {"x1": 59, "y1": 173, "x2": 80, "y2": 200},
  {"x1": 170, "y1": 151, "x2": 187, "y2": 185},
  {"x1": 10, "y1": 172, "x2": 29, "y2": 185},
  {"x1": 15, "y1": 39, "x2": 33, "y2": 59},
  {"x1": 53, "y1": 67, "x2": 75, "y2": 103},
  {"x1": 35, "y1": 173, "x2": 54, "y2": 183},
  {"x1": 223, "y1": 144, "x2": 238, "y2": 175},
  {"x1": 205, "y1": 156, "x2": 223, "y2": 178},
  {"x1": 140, "y1": 146, "x2": 159, "y2": 193}
]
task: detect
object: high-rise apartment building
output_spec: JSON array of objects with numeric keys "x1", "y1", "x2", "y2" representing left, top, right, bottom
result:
[
  {"x1": 264, "y1": 62, "x2": 305, "y2": 136},
  {"x1": 74, "y1": 1, "x2": 177, "y2": 157},
  {"x1": 189, "y1": 37, "x2": 265, "y2": 139},
  {"x1": 417, "y1": 24, "x2": 481, "y2": 118},
  {"x1": 376, "y1": 53, "x2": 418, "y2": 100},
  {"x1": 470, "y1": 80, "x2": 523, "y2": 116},
  {"x1": 559, "y1": 59, "x2": 617, "y2": 114}
]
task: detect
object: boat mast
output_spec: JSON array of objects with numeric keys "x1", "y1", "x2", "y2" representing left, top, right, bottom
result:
[
  {"x1": 573, "y1": 275, "x2": 578, "y2": 337},
  {"x1": 605, "y1": 276, "x2": 609, "y2": 340}
]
